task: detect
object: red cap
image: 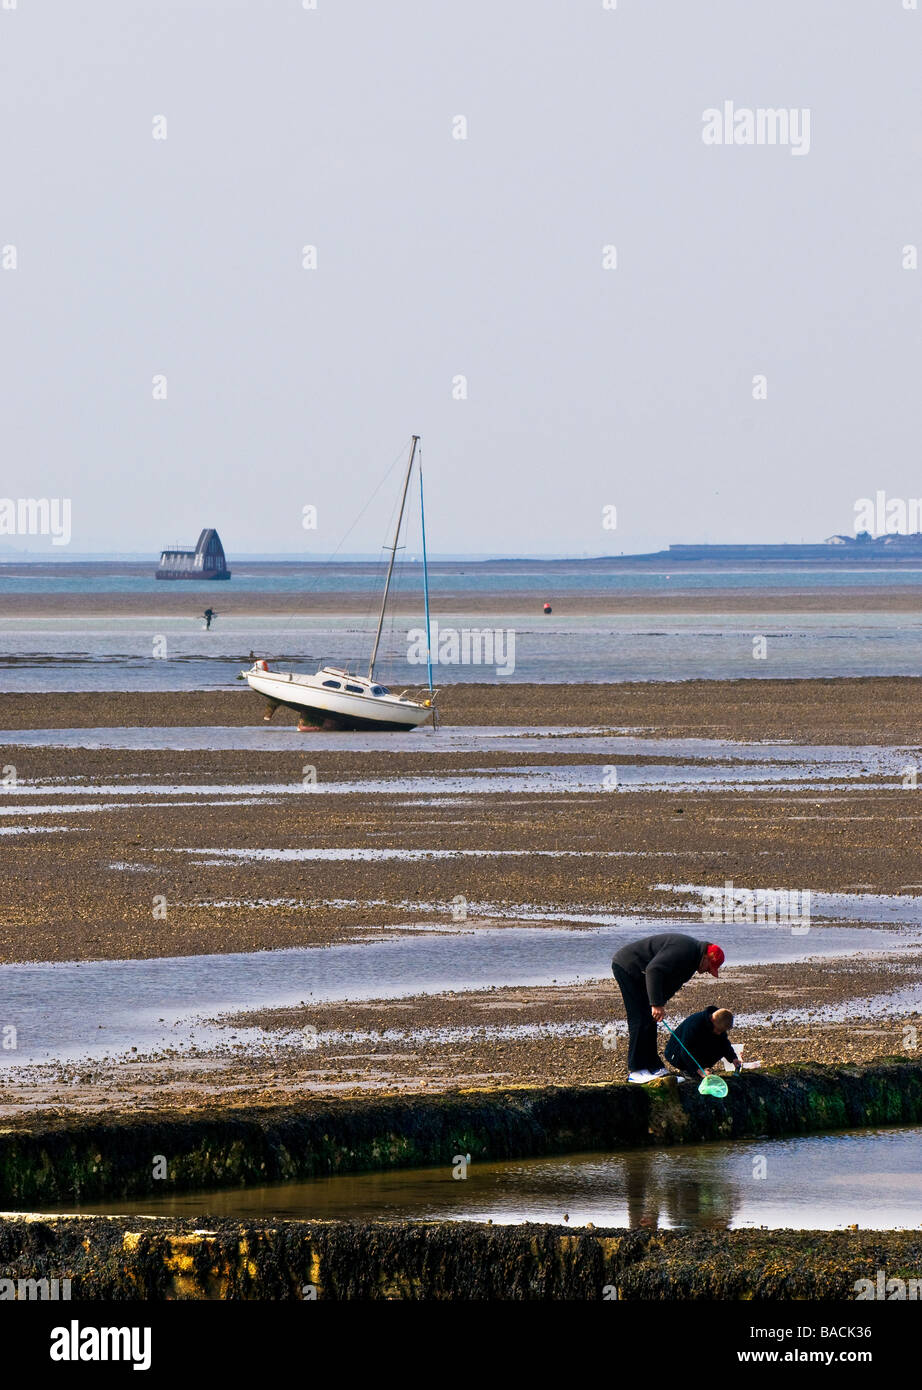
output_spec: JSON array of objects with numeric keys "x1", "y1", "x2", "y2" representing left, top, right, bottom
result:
[{"x1": 704, "y1": 943, "x2": 724, "y2": 977}]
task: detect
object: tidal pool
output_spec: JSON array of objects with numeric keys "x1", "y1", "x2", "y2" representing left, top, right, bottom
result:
[
  {"x1": 2, "y1": 919, "x2": 916, "y2": 1065},
  {"x1": 54, "y1": 1126, "x2": 922, "y2": 1231}
]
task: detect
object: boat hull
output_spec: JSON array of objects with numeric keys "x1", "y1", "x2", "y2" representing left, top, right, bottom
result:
[
  {"x1": 155, "y1": 571, "x2": 231, "y2": 580},
  {"x1": 245, "y1": 671, "x2": 431, "y2": 732}
]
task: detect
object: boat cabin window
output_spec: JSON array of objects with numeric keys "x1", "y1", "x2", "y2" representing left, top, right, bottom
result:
[
  {"x1": 370, "y1": 685, "x2": 387, "y2": 696},
  {"x1": 322, "y1": 679, "x2": 341, "y2": 689},
  {"x1": 345, "y1": 684, "x2": 364, "y2": 693}
]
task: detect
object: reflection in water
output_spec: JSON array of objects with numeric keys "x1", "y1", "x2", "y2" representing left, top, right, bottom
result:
[
  {"x1": 48, "y1": 1126, "x2": 922, "y2": 1233},
  {"x1": 624, "y1": 1148, "x2": 739, "y2": 1230}
]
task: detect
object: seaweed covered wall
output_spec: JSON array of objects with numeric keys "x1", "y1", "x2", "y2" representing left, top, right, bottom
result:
[
  {"x1": 1, "y1": 1059, "x2": 920, "y2": 1208},
  {"x1": 1, "y1": 1215, "x2": 921, "y2": 1301}
]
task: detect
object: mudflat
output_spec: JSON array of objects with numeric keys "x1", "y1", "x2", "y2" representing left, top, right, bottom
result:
[
  {"x1": 1, "y1": 678, "x2": 920, "y2": 1121},
  {"x1": 2, "y1": 675, "x2": 922, "y2": 739},
  {"x1": 3, "y1": 583, "x2": 922, "y2": 617}
]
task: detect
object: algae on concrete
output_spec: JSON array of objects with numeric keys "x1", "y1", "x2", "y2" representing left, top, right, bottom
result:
[
  {"x1": 0, "y1": 1060, "x2": 919, "y2": 1208},
  {"x1": 1, "y1": 1216, "x2": 920, "y2": 1301}
]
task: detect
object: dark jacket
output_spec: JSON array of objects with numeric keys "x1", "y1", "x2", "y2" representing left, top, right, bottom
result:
[
  {"x1": 611, "y1": 933, "x2": 709, "y2": 1008},
  {"x1": 664, "y1": 1005, "x2": 738, "y2": 1070}
]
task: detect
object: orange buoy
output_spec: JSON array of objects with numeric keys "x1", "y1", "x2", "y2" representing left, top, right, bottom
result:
[{"x1": 543, "y1": 602, "x2": 552, "y2": 615}]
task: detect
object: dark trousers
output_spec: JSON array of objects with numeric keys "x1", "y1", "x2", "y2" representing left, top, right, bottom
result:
[
  {"x1": 664, "y1": 1040, "x2": 694, "y2": 1072},
  {"x1": 665, "y1": 1036, "x2": 722, "y2": 1073},
  {"x1": 612, "y1": 964, "x2": 663, "y2": 1073}
]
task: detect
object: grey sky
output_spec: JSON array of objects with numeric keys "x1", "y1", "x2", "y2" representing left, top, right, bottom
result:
[{"x1": 1, "y1": 0, "x2": 920, "y2": 556}]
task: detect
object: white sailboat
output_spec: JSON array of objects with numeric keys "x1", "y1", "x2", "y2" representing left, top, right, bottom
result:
[{"x1": 241, "y1": 436, "x2": 436, "y2": 732}]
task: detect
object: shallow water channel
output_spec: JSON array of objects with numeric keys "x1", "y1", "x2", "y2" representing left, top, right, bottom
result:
[
  {"x1": 51, "y1": 1126, "x2": 922, "y2": 1231},
  {"x1": 4, "y1": 919, "x2": 917, "y2": 1065}
]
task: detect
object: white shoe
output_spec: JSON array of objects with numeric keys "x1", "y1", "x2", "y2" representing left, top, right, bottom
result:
[
  {"x1": 627, "y1": 1070, "x2": 655, "y2": 1084},
  {"x1": 649, "y1": 1067, "x2": 671, "y2": 1080}
]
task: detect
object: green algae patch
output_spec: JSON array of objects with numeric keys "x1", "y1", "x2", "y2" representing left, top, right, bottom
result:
[
  {"x1": 644, "y1": 1075, "x2": 692, "y2": 1143},
  {"x1": 0, "y1": 1060, "x2": 920, "y2": 1207}
]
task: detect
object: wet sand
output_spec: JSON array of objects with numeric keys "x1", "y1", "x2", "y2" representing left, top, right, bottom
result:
[
  {"x1": 4, "y1": 676, "x2": 922, "y2": 741},
  {"x1": 5, "y1": 761, "x2": 922, "y2": 962},
  {"x1": 5, "y1": 583, "x2": 922, "y2": 617},
  {"x1": 2, "y1": 955, "x2": 917, "y2": 1123},
  {"x1": 2, "y1": 679, "x2": 921, "y2": 1121}
]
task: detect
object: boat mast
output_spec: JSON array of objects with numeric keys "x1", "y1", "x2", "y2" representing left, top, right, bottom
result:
[
  {"x1": 368, "y1": 435, "x2": 418, "y2": 681},
  {"x1": 419, "y1": 459, "x2": 434, "y2": 700}
]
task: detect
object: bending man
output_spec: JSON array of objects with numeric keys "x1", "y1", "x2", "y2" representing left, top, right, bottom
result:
[{"x1": 611, "y1": 933, "x2": 725, "y2": 1084}]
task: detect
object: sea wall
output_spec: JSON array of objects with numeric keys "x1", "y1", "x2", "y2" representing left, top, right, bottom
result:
[
  {"x1": 0, "y1": 1060, "x2": 919, "y2": 1207},
  {"x1": 1, "y1": 1216, "x2": 921, "y2": 1300}
]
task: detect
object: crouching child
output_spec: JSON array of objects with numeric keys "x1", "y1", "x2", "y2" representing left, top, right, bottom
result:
[{"x1": 665, "y1": 1005, "x2": 741, "y2": 1078}]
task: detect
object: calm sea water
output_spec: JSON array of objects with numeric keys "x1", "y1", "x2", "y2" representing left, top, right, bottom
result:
[
  {"x1": 3, "y1": 559, "x2": 922, "y2": 596},
  {"x1": 1, "y1": 562, "x2": 921, "y2": 689}
]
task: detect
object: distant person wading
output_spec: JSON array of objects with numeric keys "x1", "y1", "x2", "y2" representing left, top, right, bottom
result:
[{"x1": 611, "y1": 933, "x2": 725, "y2": 1084}]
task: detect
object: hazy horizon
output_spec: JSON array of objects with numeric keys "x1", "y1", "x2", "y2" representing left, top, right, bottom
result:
[{"x1": 2, "y1": 2, "x2": 919, "y2": 556}]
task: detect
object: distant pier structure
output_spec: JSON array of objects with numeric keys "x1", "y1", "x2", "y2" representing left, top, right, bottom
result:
[{"x1": 156, "y1": 528, "x2": 231, "y2": 580}]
